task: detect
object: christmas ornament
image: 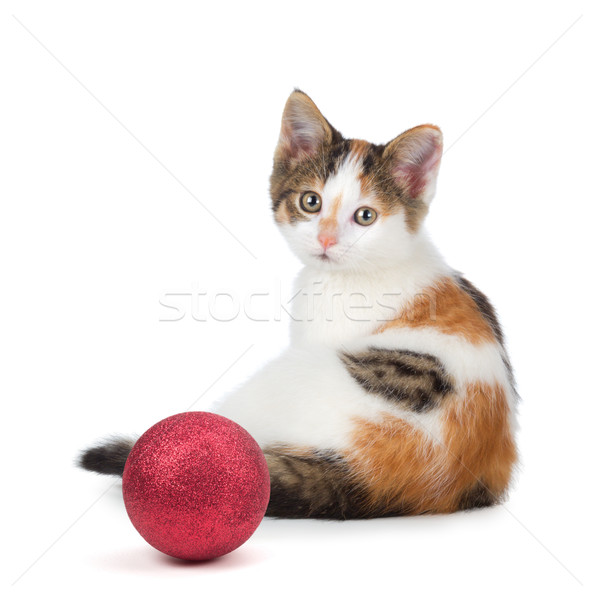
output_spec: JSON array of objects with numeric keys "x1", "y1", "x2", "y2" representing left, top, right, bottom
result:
[{"x1": 122, "y1": 411, "x2": 270, "y2": 561}]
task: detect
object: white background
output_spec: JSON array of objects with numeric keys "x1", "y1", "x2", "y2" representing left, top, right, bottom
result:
[{"x1": 1, "y1": 0, "x2": 593, "y2": 598}]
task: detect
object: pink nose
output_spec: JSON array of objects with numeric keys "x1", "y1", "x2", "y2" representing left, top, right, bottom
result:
[{"x1": 318, "y1": 233, "x2": 337, "y2": 251}]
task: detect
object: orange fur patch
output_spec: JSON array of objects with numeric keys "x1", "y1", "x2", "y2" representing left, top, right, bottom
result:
[
  {"x1": 349, "y1": 139, "x2": 371, "y2": 162},
  {"x1": 349, "y1": 382, "x2": 516, "y2": 514},
  {"x1": 319, "y1": 192, "x2": 342, "y2": 233},
  {"x1": 376, "y1": 277, "x2": 496, "y2": 344}
]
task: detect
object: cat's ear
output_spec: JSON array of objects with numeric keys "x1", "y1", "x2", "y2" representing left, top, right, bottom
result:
[
  {"x1": 275, "y1": 90, "x2": 335, "y2": 161},
  {"x1": 383, "y1": 125, "x2": 443, "y2": 204}
]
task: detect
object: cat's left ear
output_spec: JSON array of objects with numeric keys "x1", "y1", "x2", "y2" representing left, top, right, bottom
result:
[
  {"x1": 383, "y1": 125, "x2": 443, "y2": 205},
  {"x1": 274, "y1": 90, "x2": 335, "y2": 162}
]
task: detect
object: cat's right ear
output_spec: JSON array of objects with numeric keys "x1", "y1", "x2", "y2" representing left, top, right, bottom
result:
[
  {"x1": 275, "y1": 90, "x2": 334, "y2": 162},
  {"x1": 382, "y1": 125, "x2": 443, "y2": 206}
]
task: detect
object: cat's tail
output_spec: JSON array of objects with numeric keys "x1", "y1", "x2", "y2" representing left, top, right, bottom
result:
[
  {"x1": 78, "y1": 438, "x2": 367, "y2": 519},
  {"x1": 263, "y1": 447, "x2": 370, "y2": 519},
  {"x1": 78, "y1": 437, "x2": 136, "y2": 476}
]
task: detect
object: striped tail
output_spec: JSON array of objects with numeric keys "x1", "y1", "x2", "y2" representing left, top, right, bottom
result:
[
  {"x1": 263, "y1": 448, "x2": 371, "y2": 519},
  {"x1": 78, "y1": 438, "x2": 367, "y2": 519}
]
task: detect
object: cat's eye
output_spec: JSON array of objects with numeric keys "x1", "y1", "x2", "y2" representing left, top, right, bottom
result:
[
  {"x1": 354, "y1": 207, "x2": 378, "y2": 226},
  {"x1": 300, "y1": 192, "x2": 322, "y2": 213}
]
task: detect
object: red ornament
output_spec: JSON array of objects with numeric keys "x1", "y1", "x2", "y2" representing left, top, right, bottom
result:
[{"x1": 122, "y1": 412, "x2": 270, "y2": 561}]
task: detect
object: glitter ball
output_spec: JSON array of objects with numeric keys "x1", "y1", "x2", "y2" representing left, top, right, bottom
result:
[{"x1": 122, "y1": 412, "x2": 270, "y2": 561}]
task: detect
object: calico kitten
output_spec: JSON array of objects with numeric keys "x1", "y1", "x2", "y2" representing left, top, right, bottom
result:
[{"x1": 80, "y1": 90, "x2": 518, "y2": 519}]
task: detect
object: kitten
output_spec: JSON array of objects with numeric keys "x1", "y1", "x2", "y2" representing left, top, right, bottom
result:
[{"x1": 80, "y1": 90, "x2": 518, "y2": 519}]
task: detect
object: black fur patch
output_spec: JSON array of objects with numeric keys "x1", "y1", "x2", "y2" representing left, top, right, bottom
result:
[
  {"x1": 457, "y1": 481, "x2": 497, "y2": 511},
  {"x1": 455, "y1": 275, "x2": 504, "y2": 345},
  {"x1": 361, "y1": 143, "x2": 385, "y2": 176},
  {"x1": 340, "y1": 347, "x2": 453, "y2": 412},
  {"x1": 325, "y1": 139, "x2": 352, "y2": 175},
  {"x1": 78, "y1": 437, "x2": 136, "y2": 476}
]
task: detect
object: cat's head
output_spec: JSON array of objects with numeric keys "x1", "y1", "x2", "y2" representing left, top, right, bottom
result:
[{"x1": 270, "y1": 90, "x2": 443, "y2": 271}]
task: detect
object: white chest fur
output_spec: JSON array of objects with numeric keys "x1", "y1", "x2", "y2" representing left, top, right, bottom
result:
[
  {"x1": 216, "y1": 233, "x2": 451, "y2": 449},
  {"x1": 290, "y1": 235, "x2": 450, "y2": 348},
  {"x1": 289, "y1": 268, "x2": 404, "y2": 346}
]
